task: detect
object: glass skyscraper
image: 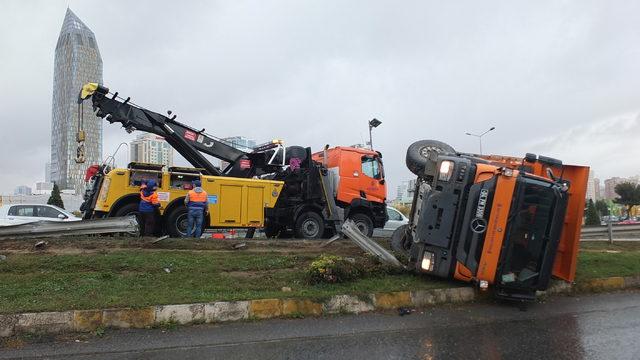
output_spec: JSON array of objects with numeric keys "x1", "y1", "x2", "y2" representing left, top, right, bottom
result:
[{"x1": 51, "y1": 8, "x2": 103, "y2": 193}]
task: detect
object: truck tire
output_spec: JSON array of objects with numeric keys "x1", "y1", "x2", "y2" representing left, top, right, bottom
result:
[
  {"x1": 295, "y1": 211, "x2": 325, "y2": 239},
  {"x1": 390, "y1": 224, "x2": 412, "y2": 256},
  {"x1": 349, "y1": 213, "x2": 374, "y2": 237},
  {"x1": 406, "y1": 140, "x2": 456, "y2": 177},
  {"x1": 113, "y1": 202, "x2": 142, "y2": 236},
  {"x1": 165, "y1": 206, "x2": 190, "y2": 238}
]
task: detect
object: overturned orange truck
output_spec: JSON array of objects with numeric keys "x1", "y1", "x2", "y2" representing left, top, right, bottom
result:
[{"x1": 390, "y1": 140, "x2": 588, "y2": 301}]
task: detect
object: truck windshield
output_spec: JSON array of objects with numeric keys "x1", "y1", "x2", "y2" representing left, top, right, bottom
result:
[{"x1": 499, "y1": 177, "x2": 558, "y2": 287}]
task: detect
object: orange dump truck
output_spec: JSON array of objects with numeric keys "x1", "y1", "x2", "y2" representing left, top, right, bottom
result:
[{"x1": 391, "y1": 140, "x2": 588, "y2": 301}]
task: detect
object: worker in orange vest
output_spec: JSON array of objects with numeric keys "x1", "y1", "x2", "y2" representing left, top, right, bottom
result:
[
  {"x1": 139, "y1": 179, "x2": 160, "y2": 236},
  {"x1": 184, "y1": 179, "x2": 208, "y2": 238}
]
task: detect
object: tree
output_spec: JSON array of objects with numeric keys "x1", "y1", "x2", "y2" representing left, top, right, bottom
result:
[
  {"x1": 584, "y1": 199, "x2": 600, "y2": 226},
  {"x1": 614, "y1": 182, "x2": 640, "y2": 219},
  {"x1": 595, "y1": 199, "x2": 610, "y2": 217},
  {"x1": 47, "y1": 183, "x2": 65, "y2": 209}
]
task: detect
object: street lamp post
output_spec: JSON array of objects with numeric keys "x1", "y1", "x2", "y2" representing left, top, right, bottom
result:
[
  {"x1": 465, "y1": 126, "x2": 495, "y2": 155},
  {"x1": 368, "y1": 118, "x2": 382, "y2": 150}
]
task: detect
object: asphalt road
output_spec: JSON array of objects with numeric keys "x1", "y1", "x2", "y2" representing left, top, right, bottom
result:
[{"x1": 2, "y1": 291, "x2": 639, "y2": 360}]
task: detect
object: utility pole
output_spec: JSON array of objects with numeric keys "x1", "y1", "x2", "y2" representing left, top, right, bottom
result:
[
  {"x1": 368, "y1": 118, "x2": 382, "y2": 150},
  {"x1": 465, "y1": 126, "x2": 495, "y2": 155}
]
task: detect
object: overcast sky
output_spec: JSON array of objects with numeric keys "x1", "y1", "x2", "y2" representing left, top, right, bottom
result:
[{"x1": 1, "y1": 0, "x2": 640, "y2": 196}]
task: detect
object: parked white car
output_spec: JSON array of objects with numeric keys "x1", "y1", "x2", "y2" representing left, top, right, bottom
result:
[
  {"x1": 373, "y1": 206, "x2": 409, "y2": 237},
  {"x1": 0, "y1": 204, "x2": 81, "y2": 227}
]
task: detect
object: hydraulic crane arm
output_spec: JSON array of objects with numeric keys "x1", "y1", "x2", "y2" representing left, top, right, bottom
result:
[{"x1": 78, "y1": 83, "x2": 247, "y2": 176}]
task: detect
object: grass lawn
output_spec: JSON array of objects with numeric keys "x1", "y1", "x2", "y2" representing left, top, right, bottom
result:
[
  {"x1": 577, "y1": 241, "x2": 640, "y2": 280},
  {"x1": 1, "y1": 240, "x2": 638, "y2": 314},
  {"x1": 0, "y1": 250, "x2": 451, "y2": 314}
]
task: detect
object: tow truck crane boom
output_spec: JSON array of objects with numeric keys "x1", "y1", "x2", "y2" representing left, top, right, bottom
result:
[{"x1": 78, "y1": 83, "x2": 278, "y2": 176}]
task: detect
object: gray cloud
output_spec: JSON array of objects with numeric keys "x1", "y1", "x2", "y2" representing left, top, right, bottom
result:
[{"x1": 1, "y1": 0, "x2": 640, "y2": 196}]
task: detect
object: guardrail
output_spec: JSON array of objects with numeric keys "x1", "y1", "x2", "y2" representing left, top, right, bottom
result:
[
  {"x1": 581, "y1": 224, "x2": 640, "y2": 235},
  {"x1": 581, "y1": 223, "x2": 640, "y2": 243},
  {"x1": 0, "y1": 216, "x2": 139, "y2": 239}
]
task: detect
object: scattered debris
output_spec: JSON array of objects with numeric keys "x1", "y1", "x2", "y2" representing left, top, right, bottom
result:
[
  {"x1": 232, "y1": 242, "x2": 247, "y2": 250},
  {"x1": 163, "y1": 263, "x2": 174, "y2": 273},
  {"x1": 34, "y1": 241, "x2": 47, "y2": 250},
  {"x1": 0, "y1": 254, "x2": 6, "y2": 261},
  {"x1": 281, "y1": 286, "x2": 292, "y2": 292},
  {"x1": 151, "y1": 235, "x2": 170, "y2": 244},
  {"x1": 398, "y1": 307, "x2": 415, "y2": 316}
]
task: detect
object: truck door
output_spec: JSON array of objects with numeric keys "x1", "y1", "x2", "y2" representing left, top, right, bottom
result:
[{"x1": 360, "y1": 155, "x2": 386, "y2": 203}]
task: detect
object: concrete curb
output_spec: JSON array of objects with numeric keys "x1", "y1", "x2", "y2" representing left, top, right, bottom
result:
[{"x1": 1, "y1": 276, "x2": 639, "y2": 338}]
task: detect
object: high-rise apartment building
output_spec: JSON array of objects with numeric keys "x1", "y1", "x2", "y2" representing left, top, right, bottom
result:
[
  {"x1": 50, "y1": 9, "x2": 103, "y2": 194},
  {"x1": 130, "y1": 134, "x2": 174, "y2": 167},
  {"x1": 219, "y1": 136, "x2": 257, "y2": 170},
  {"x1": 586, "y1": 170, "x2": 596, "y2": 200},
  {"x1": 593, "y1": 177, "x2": 601, "y2": 200},
  {"x1": 604, "y1": 177, "x2": 627, "y2": 200}
]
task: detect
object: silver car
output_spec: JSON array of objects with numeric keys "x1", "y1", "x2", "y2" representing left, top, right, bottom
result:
[
  {"x1": 373, "y1": 206, "x2": 409, "y2": 238},
  {"x1": 0, "y1": 204, "x2": 81, "y2": 226}
]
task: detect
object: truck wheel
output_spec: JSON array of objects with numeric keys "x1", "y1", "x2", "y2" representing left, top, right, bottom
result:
[
  {"x1": 406, "y1": 140, "x2": 456, "y2": 177},
  {"x1": 295, "y1": 211, "x2": 325, "y2": 239},
  {"x1": 113, "y1": 203, "x2": 141, "y2": 236},
  {"x1": 349, "y1": 213, "x2": 374, "y2": 237},
  {"x1": 390, "y1": 224, "x2": 412, "y2": 256},
  {"x1": 165, "y1": 207, "x2": 190, "y2": 238}
]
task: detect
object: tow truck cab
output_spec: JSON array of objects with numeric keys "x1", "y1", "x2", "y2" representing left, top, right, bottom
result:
[
  {"x1": 312, "y1": 147, "x2": 388, "y2": 231},
  {"x1": 409, "y1": 153, "x2": 588, "y2": 300}
]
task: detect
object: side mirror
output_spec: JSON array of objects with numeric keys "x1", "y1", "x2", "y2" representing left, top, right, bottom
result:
[{"x1": 57, "y1": 214, "x2": 67, "y2": 219}]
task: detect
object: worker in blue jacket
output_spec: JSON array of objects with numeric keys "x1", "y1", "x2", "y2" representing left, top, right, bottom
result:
[{"x1": 139, "y1": 179, "x2": 161, "y2": 236}]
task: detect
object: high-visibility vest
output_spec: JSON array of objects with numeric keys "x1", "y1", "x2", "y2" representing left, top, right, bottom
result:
[
  {"x1": 140, "y1": 191, "x2": 160, "y2": 205},
  {"x1": 139, "y1": 191, "x2": 160, "y2": 213},
  {"x1": 187, "y1": 189, "x2": 208, "y2": 209}
]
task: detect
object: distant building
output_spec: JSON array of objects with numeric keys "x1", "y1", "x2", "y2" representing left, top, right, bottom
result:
[
  {"x1": 45, "y1": 162, "x2": 52, "y2": 183},
  {"x1": 223, "y1": 136, "x2": 256, "y2": 151},
  {"x1": 586, "y1": 170, "x2": 596, "y2": 200},
  {"x1": 130, "y1": 134, "x2": 174, "y2": 167},
  {"x1": 395, "y1": 179, "x2": 416, "y2": 205},
  {"x1": 593, "y1": 177, "x2": 601, "y2": 200},
  {"x1": 219, "y1": 136, "x2": 256, "y2": 170},
  {"x1": 14, "y1": 186, "x2": 32, "y2": 196},
  {"x1": 34, "y1": 182, "x2": 54, "y2": 195},
  {"x1": 50, "y1": 9, "x2": 103, "y2": 194},
  {"x1": 604, "y1": 177, "x2": 628, "y2": 200}
]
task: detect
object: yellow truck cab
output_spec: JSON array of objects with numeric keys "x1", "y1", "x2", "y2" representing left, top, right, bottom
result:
[{"x1": 87, "y1": 162, "x2": 283, "y2": 236}]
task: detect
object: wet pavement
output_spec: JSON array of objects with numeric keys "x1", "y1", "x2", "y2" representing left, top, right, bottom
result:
[{"x1": 1, "y1": 290, "x2": 639, "y2": 359}]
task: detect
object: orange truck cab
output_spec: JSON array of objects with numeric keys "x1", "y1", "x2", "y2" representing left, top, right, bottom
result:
[
  {"x1": 312, "y1": 146, "x2": 388, "y2": 236},
  {"x1": 393, "y1": 140, "x2": 588, "y2": 301}
]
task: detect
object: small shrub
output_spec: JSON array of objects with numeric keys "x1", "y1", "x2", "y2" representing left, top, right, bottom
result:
[{"x1": 306, "y1": 255, "x2": 362, "y2": 284}]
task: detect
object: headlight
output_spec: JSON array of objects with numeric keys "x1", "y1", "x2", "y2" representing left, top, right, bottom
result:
[
  {"x1": 438, "y1": 161, "x2": 454, "y2": 181},
  {"x1": 98, "y1": 178, "x2": 111, "y2": 202},
  {"x1": 420, "y1": 251, "x2": 435, "y2": 272}
]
